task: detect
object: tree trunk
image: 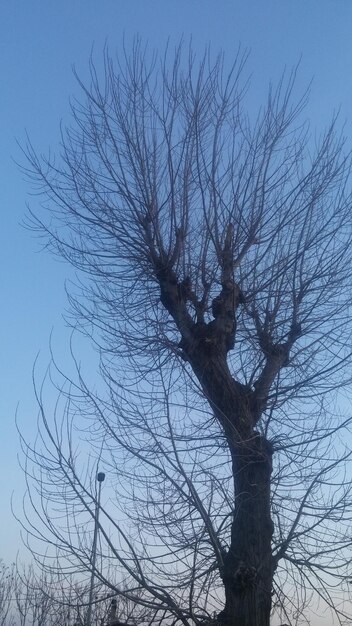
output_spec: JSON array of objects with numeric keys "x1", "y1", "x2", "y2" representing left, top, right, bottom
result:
[
  {"x1": 168, "y1": 284, "x2": 273, "y2": 626},
  {"x1": 178, "y1": 331, "x2": 274, "y2": 625},
  {"x1": 219, "y1": 434, "x2": 274, "y2": 626}
]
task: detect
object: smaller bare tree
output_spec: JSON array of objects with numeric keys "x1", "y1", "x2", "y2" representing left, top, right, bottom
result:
[
  {"x1": 11, "y1": 563, "x2": 122, "y2": 626},
  {"x1": 0, "y1": 562, "x2": 15, "y2": 626}
]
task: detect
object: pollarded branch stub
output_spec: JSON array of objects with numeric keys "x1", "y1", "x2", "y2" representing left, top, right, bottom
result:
[
  {"x1": 211, "y1": 282, "x2": 245, "y2": 318},
  {"x1": 178, "y1": 275, "x2": 205, "y2": 322},
  {"x1": 169, "y1": 226, "x2": 186, "y2": 267},
  {"x1": 210, "y1": 281, "x2": 245, "y2": 352},
  {"x1": 158, "y1": 265, "x2": 179, "y2": 310},
  {"x1": 155, "y1": 262, "x2": 196, "y2": 342}
]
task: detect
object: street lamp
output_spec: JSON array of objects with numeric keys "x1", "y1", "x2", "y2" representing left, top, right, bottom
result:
[{"x1": 86, "y1": 471, "x2": 105, "y2": 626}]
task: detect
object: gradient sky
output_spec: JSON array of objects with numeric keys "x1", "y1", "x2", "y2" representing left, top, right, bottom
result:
[{"x1": 1, "y1": 2, "x2": 352, "y2": 623}]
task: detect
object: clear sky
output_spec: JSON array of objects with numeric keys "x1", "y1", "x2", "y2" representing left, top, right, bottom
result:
[{"x1": 1, "y1": 1, "x2": 352, "y2": 623}]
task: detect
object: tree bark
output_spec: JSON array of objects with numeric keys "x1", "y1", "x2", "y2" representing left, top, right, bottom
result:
[
  {"x1": 219, "y1": 434, "x2": 274, "y2": 626},
  {"x1": 185, "y1": 348, "x2": 274, "y2": 626}
]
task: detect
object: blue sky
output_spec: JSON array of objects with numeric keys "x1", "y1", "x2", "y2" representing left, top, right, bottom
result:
[{"x1": 1, "y1": 1, "x2": 352, "y2": 621}]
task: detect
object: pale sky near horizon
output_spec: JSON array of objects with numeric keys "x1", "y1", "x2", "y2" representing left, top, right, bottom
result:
[{"x1": 1, "y1": 2, "x2": 352, "y2": 623}]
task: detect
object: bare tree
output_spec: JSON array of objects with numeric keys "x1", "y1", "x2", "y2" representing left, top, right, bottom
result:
[
  {"x1": 0, "y1": 562, "x2": 15, "y2": 626},
  {"x1": 20, "y1": 41, "x2": 352, "y2": 626},
  {"x1": 5, "y1": 563, "x2": 112, "y2": 625},
  {"x1": 13, "y1": 567, "x2": 54, "y2": 626}
]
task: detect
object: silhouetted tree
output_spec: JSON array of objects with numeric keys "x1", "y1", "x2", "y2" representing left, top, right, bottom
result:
[
  {"x1": 0, "y1": 562, "x2": 15, "y2": 626},
  {"x1": 8, "y1": 564, "x2": 115, "y2": 625},
  {"x1": 20, "y1": 42, "x2": 352, "y2": 626}
]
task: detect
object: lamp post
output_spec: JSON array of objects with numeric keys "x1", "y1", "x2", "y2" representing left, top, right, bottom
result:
[{"x1": 86, "y1": 471, "x2": 105, "y2": 626}]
